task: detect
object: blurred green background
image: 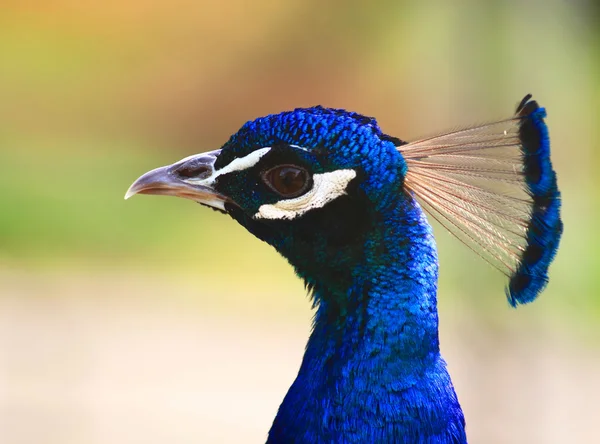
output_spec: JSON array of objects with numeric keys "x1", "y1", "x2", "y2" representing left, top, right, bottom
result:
[{"x1": 1, "y1": 1, "x2": 598, "y2": 443}]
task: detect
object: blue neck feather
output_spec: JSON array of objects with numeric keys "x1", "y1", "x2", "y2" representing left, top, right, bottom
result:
[{"x1": 267, "y1": 192, "x2": 467, "y2": 443}]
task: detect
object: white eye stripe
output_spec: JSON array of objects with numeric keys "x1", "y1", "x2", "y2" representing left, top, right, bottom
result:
[
  {"x1": 184, "y1": 147, "x2": 272, "y2": 186},
  {"x1": 255, "y1": 169, "x2": 357, "y2": 220},
  {"x1": 182, "y1": 144, "x2": 310, "y2": 187},
  {"x1": 216, "y1": 147, "x2": 272, "y2": 175},
  {"x1": 288, "y1": 144, "x2": 310, "y2": 152}
]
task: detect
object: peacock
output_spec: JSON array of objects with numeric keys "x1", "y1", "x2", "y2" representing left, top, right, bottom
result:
[{"x1": 126, "y1": 94, "x2": 562, "y2": 443}]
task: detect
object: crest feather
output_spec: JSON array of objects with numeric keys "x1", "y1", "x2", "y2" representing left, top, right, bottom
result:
[{"x1": 400, "y1": 95, "x2": 563, "y2": 306}]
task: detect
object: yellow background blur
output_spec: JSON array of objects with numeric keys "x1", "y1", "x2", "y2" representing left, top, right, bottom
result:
[{"x1": 1, "y1": 1, "x2": 598, "y2": 443}]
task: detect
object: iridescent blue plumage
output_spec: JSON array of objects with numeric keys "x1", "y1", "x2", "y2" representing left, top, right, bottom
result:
[
  {"x1": 126, "y1": 95, "x2": 562, "y2": 443},
  {"x1": 216, "y1": 105, "x2": 468, "y2": 442},
  {"x1": 267, "y1": 199, "x2": 466, "y2": 443}
]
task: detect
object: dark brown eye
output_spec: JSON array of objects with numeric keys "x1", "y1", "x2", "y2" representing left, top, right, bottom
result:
[{"x1": 262, "y1": 165, "x2": 311, "y2": 198}]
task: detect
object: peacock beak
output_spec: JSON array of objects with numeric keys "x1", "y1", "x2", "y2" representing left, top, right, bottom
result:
[{"x1": 125, "y1": 149, "x2": 230, "y2": 211}]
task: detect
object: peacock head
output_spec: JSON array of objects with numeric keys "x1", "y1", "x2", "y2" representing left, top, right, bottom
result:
[
  {"x1": 126, "y1": 96, "x2": 562, "y2": 306},
  {"x1": 126, "y1": 107, "x2": 411, "y2": 290}
]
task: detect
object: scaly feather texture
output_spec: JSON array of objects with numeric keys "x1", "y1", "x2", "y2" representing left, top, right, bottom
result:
[
  {"x1": 268, "y1": 197, "x2": 466, "y2": 443},
  {"x1": 126, "y1": 95, "x2": 562, "y2": 443}
]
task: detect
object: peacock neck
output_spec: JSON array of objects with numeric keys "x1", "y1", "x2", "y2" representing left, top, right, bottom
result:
[
  {"x1": 268, "y1": 194, "x2": 467, "y2": 443},
  {"x1": 304, "y1": 194, "x2": 442, "y2": 381},
  {"x1": 310, "y1": 196, "x2": 440, "y2": 366}
]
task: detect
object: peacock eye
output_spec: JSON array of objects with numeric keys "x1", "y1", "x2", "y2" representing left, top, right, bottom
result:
[{"x1": 262, "y1": 165, "x2": 311, "y2": 198}]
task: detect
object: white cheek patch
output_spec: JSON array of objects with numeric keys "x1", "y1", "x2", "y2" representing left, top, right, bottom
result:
[
  {"x1": 184, "y1": 147, "x2": 272, "y2": 187},
  {"x1": 255, "y1": 169, "x2": 357, "y2": 220}
]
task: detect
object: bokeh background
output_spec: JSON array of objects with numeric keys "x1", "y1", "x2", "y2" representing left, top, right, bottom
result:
[{"x1": 1, "y1": 1, "x2": 599, "y2": 443}]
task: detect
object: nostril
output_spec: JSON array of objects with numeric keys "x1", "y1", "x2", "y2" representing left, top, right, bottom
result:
[{"x1": 174, "y1": 161, "x2": 212, "y2": 180}]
